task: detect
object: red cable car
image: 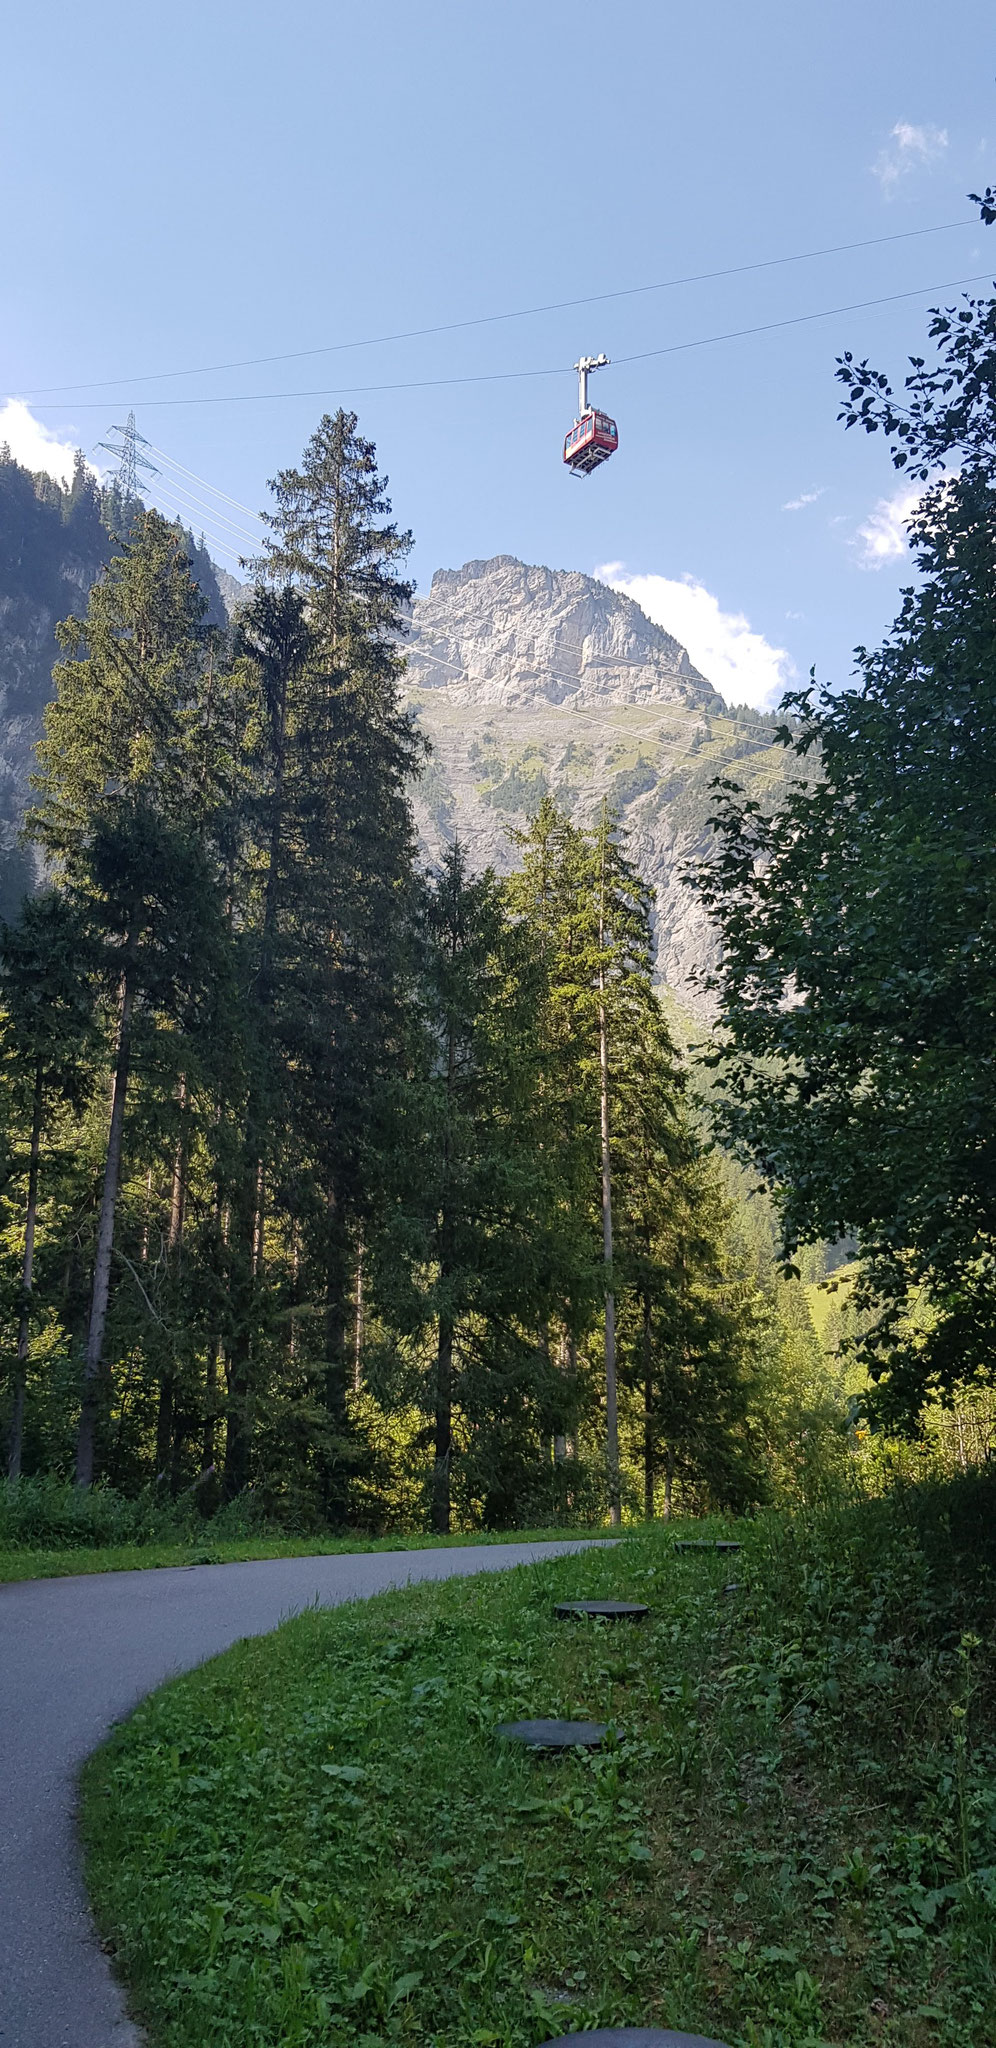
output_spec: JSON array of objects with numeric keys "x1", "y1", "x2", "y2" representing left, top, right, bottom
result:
[{"x1": 563, "y1": 353, "x2": 618, "y2": 476}]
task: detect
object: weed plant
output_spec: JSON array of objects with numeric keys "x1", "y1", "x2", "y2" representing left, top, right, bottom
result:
[{"x1": 82, "y1": 1483, "x2": 996, "y2": 2048}]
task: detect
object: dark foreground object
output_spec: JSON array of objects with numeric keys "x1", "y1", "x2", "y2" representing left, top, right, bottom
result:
[
  {"x1": 497, "y1": 1717, "x2": 608, "y2": 1750},
  {"x1": 539, "y1": 2031, "x2": 733, "y2": 2047},
  {"x1": 675, "y1": 1540, "x2": 741, "y2": 1554},
  {"x1": 555, "y1": 1599, "x2": 650, "y2": 1622}
]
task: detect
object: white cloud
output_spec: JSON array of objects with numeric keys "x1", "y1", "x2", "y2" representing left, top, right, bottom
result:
[
  {"x1": 0, "y1": 400, "x2": 93, "y2": 488},
  {"x1": 597, "y1": 564, "x2": 795, "y2": 710},
  {"x1": 853, "y1": 484, "x2": 923, "y2": 568},
  {"x1": 782, "y1": 487, "x2": 826, "y2": 512},
  {"x1": 873, "y1": 121, "x2": 948, "y2": 194}
]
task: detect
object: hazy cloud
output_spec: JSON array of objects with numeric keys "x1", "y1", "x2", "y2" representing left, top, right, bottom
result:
[
  {"x1": 0, "y1": 400, "x2": 93, "y2": 488},
  {"x1": 597, "y1": 564, "x2": 794, "y2": 710},
  {"x1": 873, "y1": 121, "x2": 948, "y2": 194},
  {"x1": 853, "y1": 484, "x2": 922, "y2": 568},
  {"x1": 782, "y1": 487, "x2": 826, "y2": 512}
]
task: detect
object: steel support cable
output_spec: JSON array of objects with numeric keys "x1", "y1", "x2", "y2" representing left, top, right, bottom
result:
[
  {"x1": 11, "y1": 216, "x2": 978, "y2": 398},
  {"x1": 22, "y1": 270, "x2": 994, "y2": 412}
]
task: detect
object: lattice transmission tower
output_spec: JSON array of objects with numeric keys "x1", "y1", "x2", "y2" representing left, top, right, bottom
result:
[{"x1": 96, "y1": 411, "x2": 159, "y2": 500}]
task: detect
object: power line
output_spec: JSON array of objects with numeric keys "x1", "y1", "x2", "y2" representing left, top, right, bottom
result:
[
  {"x1": 145, "y1": 479, "x2": 249, "y2": 563},
  {"x1": 10, "y1": 216, "x2": 977, "y2": 399},
  {"x1": 31, "y1": 270, "x2": 994, "y2": 413},
  {"x1": 145, "y1": 472, "x2": 263, "y2": 547},
  {"x1": 151, "y1": 504, "x2": 246, "y2": 570},
  {"x1": 142, "y1": 443, "x2": 266, "y2": 523}
]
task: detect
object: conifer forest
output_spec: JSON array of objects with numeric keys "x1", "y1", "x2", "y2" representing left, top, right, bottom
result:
[
  {"x1": 6, "y1": 265, "x2": 996, "y2": 1540},
  {"x1": 0, "y1": 413, "x2": 860, "y2": 1535}
]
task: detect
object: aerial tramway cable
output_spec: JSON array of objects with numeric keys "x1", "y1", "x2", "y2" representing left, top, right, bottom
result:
[
  {"x1": 16, "y1": 271, "x2": 993, "y2": 414},
  {"x1": 12, "y1": 216, "x2": 978, "y2": 401}
]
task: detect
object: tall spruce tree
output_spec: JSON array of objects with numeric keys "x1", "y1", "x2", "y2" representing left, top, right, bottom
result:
[
  {"x1": 402, "y1": 844, "x2": 553, "y2": 1531},
  {"x1": 28, "y1": 511, "x2": 229, "y2": 1486},
  {"x1": 507, "y1": 799, "x2": 679, "y2": 1521},
  {"x1": 224, "y1": 413, "x2": 423, "y2": 1511},
  {"x1": 0, "y1": 891, "x2": 94, "y2": 1477}
]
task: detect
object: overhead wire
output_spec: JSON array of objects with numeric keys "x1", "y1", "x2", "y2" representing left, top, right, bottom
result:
[
  {"x1": 11, "y1": 216, "x2": 979, "y2": 398},
  {"x1": 147, "y1": 482, "x2": 249, "y2": 567},
  {"x1": 142, "y1": 442, "x2": 267, "y2": 524},
  {"x1": 22, "y1": 270, "x2": 995, "y2": 413},
  {"x1": 144, "y1": 472, "x2": 264, "y2": 548}
]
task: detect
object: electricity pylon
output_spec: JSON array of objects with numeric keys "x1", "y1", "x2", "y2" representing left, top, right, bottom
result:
[{"x1": 96, "y1": 411, "x2": 159, "y2": 499}]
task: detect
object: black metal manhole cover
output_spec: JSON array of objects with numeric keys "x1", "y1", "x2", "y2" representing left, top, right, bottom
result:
[
  {"x1": 555, "y1": 1600, "x2": 650, "y2": 1622},
  {"x1": 538, "y1": 2031, "x2": 733, "y2": 2047},
  {"x1": 674, "y1": 1540, "x2": 742, "y2": 1554},
  {"x1": 496, "y1": 1718, "x2": 608, "y2": 1750}
]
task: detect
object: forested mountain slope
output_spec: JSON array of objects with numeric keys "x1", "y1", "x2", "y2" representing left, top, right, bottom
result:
[
  {"x1": 1, "y1": 478, "x2": 793, "y2": 1010},
  {"x1": 404, "y1": 556, "x2": 794, "y2": 1010},
  {"x1": 0, "y1": 454, "x2": 232, "y2": 918}
]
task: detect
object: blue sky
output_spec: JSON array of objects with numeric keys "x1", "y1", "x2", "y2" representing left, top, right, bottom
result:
[{"x1": 2, "y1": 0, "x2": 993, "y2": 705}]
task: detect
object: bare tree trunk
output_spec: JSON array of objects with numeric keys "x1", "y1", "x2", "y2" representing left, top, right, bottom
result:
[
  {"x1": 642, "y1": 1290, "x2": 654, "y2": 1521},
  {"x1": 353, "y1": 1236, "x2": 364, "y2": 1394},
  {"x1": 156, "y1": 1082, "x2": 188, "y2": 1483},
  {"x1": 6, "y1": 1060, "x2": 44, "y2": 1481},
  {"x1": 140, "y1": 1164, "x2": 153, "y2": 1263},
  {"x1": 155, "y1": 1376, "x2": 173, "y2": 1479},
  {"x1": 202, "y1": 1337, "x2": 219, "y2": 1471},
  {"x1": 252, "y1": 1158, "x2": 266, "y2": 1275},
  {"x1": 289, "y1": 1223, "x2": 300, "y2": 1365},
  {"x1": 598, "y1": 846, "x2": 621, "y2": 1526},
  {"x1": 432, "y1": 1305, "x2": 454, "y2": 1534},
  {"x1": 663, "y1": 1443, "x2": 674, "y2": 1520},
  {"x1": 554, "y1": 1326, "x2": 568, "y2": 1464},
  {"x1": 75, "y1": 960, "x2": 136, "y2": 1489}
]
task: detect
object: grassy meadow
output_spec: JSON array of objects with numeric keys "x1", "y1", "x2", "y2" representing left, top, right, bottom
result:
[{"x1": 81, "y1": 1481, "x2": 996, "y2": 2048}]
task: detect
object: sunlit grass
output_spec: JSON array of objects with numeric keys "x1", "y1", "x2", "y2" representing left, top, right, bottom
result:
[{"x1": 81, "y1": 1489, "x2": 996, "y2": 2047}]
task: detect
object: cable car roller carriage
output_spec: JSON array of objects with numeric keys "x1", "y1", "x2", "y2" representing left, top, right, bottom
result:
[{"x1": 563, "y1": 353, "x2": 618, "y2": 476}]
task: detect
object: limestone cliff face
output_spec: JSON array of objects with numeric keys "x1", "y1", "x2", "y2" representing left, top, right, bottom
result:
[
  {"x1": 405, "y1": 555, "x2": 723, "y2": 713},
  {"x1": 403, "y1": 556, "x2": 788, "y2": 1015}
]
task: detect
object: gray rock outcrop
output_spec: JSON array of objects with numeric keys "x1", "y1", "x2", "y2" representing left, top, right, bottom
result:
[{"x1": 403, "y1": 556, "x2": 790, "y2": 1015}]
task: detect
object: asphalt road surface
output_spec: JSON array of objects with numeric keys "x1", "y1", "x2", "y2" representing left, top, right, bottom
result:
[{"x1": 1, "y1": 1539, "x2": 605, "y2": 2048}]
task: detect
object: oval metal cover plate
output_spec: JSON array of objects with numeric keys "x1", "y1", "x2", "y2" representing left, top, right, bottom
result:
[
  {"x1": 496, "y1": 1718, "x2": 608, "y2": 1750},
  {"x1": 538, "y1": 2031, "x2": 733, "y2": 2047},
  {"x1": 555, "y1": 1601, "x2": 650, "y2": 1621}
]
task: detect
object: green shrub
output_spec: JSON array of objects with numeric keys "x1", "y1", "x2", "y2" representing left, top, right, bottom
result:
[{"x1": 0, "y1": 1476, "x2": 265, "y2": 1551}]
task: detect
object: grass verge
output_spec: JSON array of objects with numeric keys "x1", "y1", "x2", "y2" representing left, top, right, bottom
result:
[
  {"x1": 82, "y1": 1489, "x2": 996, "y2": 2047},
  {"x1": 0, "y1": 1523, "x2": 603, "y2": 1584}
]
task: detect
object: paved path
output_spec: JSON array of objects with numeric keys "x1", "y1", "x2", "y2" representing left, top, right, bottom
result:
[{"x1": 1, "y1": 1540, "x2": 605, "y2": 2048}]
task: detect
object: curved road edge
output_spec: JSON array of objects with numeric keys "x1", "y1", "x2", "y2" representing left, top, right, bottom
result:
[{"x1": 0, "y1": 1539, "x2": 611, "y2": 2048}]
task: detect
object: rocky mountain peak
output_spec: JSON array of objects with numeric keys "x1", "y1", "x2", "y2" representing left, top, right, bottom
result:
[{"x1": 406, "y1": 555, "x2": 723, "y2": 713}]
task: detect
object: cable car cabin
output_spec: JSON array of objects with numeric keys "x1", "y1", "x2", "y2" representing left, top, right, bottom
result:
[{"x1": 563, "y1": 408, "x2": 618, "y2": 476}]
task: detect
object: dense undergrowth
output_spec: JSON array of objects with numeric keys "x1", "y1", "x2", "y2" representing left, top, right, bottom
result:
[
  {"x1": 0, "y1": 1474, "x2": 265, "y2": 1551},
  {"x1": 0, "y1": 1476, "x2": 610, "y2": 1581},
  {"x1": 81, "y1": 1477, "x2": 996, "y2": 2048}
]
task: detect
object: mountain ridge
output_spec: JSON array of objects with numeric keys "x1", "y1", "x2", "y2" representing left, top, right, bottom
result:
[
  {"x1": 401, "y1": 555, "x2": 789, "y2": 1013},
  {"x1": 405, "y1": 553, "x2": 726, "y2": 714}
]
